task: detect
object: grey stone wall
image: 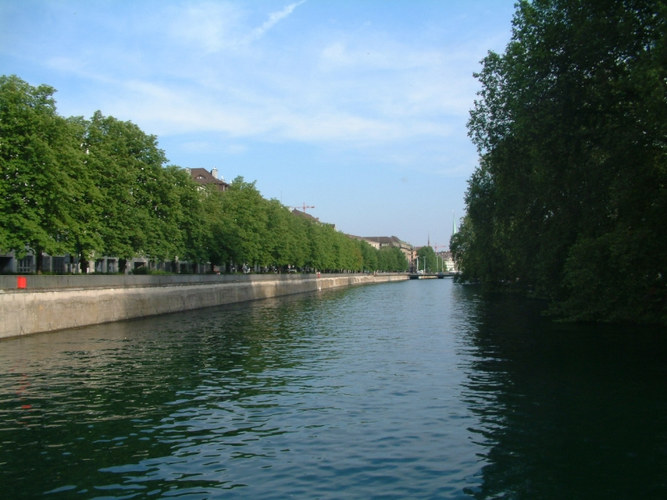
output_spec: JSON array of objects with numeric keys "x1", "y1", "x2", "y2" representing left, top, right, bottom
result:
[{"x1": 0, "y1": 274, "x2": 407, "y2": 339}]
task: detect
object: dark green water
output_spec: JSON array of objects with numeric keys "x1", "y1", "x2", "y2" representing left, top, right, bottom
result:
[{"x1": 1, "y1": 279, "x2": 665, "y2": 498}]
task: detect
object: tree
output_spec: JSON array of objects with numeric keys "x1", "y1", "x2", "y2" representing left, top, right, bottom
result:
[
  {"x1": 377, "y1": 246, "x2": 408, "y2": 272},
  {"x1": 83, "y1": 111, "x2": 170, "y2": 271},
  {"x1": 336, "y1": 232, "x2": 362, "y2": 272},
  {"x1": 416, "y1": 246, "x2": 438, "y2": 273},
  {"x1": 358, "y1": 239, "x2": 378, "y2": 271},
  {"x1": 0, "y1": 75, "x2": 99, "y2": 272},
  {"x1": 62, "y1": 115, "x2": 104, "y2": 272},
  {"x1": 287, "y1": 212, "x2": 310, "y2": 269},
  {"x1": 158, "y1": 165, "x2": 205, "y2": 266},
  {"x1": 218, "y1": 177, "x2": 268, "y2": 269},
  {"x1": 263, "y1": 200, "x2": 312, "y2": 271},
  {"x1": 457, "y1": 0, "x2": 666, "y2": 323},
  {"x1": 198, "y1": 186, "x2": 228, "y2": 272}
]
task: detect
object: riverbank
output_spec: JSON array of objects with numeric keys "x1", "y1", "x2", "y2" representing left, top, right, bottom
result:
[{"x1": 0, "y1": 273, "x2": 407, "y2": 339}]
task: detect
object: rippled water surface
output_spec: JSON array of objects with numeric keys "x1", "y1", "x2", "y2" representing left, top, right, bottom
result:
[{"x1": 1, "y1": 279, "x2": 666, "y2": 498}]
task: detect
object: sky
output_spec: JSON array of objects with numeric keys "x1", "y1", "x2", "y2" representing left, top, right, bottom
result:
[{"x1": 1, "y1": 0, "x2": 516, "y2": 249}]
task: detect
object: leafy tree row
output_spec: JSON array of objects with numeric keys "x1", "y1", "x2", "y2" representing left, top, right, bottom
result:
[
  {"x1": 452, "y1": 0, "x2": 666, "y2": 324},
  {"x1": 0, "y1": 75, "x2": 409, "y2": 274},
  {"x1": 200, "y1": 175, "x2": 407, "y2": 273}
]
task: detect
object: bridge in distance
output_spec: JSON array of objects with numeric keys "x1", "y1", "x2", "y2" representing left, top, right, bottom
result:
[{"x1": 407, "y1": 272, "x2": 456, "y2": 280}]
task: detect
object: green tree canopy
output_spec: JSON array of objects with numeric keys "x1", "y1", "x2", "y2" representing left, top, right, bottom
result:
[
  {"x1": 455, "y1": 0, "x2": 666, "y2": 324},
  {"x1": 416, "y1": 246, "x2": 437, "y2": 273},
  {"x1": 377, "y1": 246, "x2": 409, "y2": 272},
  {"x1": 0, "y1": 75, "x2": 101, "y2": 271},
  {"x1": 217, "y1": 177, "x2": 269, "y2": 268},
  {"x1": 82, "y1": 111, "x2": 173, "y2": 269},
  {"x1": 2, "y1": 75, "x2": 414, "y2": 278}
]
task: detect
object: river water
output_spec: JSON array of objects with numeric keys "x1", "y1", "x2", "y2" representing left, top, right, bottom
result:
[{"x1": 1, "y1": 279, "x2": 665, "y2": 499}]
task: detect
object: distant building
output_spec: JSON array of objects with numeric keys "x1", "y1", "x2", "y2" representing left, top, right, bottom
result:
[
  {"x1": 355, "y1": 236, "x2": 415, "y2": 266},
  {"x1": 291, "y1": 208, "x2": 319, "y2": 223},
  {"x1": 188, "y1": 168, "x2": 229, "y2": 192},
  {"x1": 440, "y1": 251, "x2": 457, "y2": 273}
]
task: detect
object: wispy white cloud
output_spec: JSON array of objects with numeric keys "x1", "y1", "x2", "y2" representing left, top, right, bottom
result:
[
  {"x1": 39, "y1": 0, "x2": 486, "y2": 150},
  {"x1": 244, "y1": 1, "x2": 306, "y2": 44},
  {"x1": 15, "y1": 1, "x2": 507, "y2": 167},
  {"x1": 164, "y1": 0, "x2": 306, "y2": 53}
]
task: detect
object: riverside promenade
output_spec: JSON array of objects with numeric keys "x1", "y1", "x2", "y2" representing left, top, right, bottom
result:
[{"x1": 0, "y1": 273, "x2": 408, "y2": 339}]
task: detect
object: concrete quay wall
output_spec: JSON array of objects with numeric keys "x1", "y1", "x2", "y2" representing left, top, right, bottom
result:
[{"x1": 0, "y1": 274, "x2": 407, "y2": 339}]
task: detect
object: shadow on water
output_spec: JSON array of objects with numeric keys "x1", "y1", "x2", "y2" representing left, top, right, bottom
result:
[{"x1": 453, "y1": 285, "x2": 667, "y2": 499}]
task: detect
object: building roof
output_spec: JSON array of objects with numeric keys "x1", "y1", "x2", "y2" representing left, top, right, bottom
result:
[
  {"x1": 189, "y1": 168, "x2": 229, "y2": 191},
  {"x1": 290, "y1": 209, "x2": 338, "y2": 229},
  {"x1": 291, "y1": 208, "x2": 319, "y2": 222},
  {"x1": 363, "y1": 236, "x2": 411, "y2": 248}
]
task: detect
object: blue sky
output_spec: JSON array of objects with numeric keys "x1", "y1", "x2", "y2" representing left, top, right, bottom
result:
[{"x1": 1, "y1": 0, "x2": 516, "y2": 248}]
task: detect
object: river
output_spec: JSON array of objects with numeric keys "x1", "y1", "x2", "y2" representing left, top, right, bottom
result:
[{"x1": 1, "y1": 279, "x2": 665, "y2": 498}]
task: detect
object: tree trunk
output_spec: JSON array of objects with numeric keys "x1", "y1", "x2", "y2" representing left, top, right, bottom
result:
[{"x1": 35, "y1": 250, "x2": 43, "y2": 274}]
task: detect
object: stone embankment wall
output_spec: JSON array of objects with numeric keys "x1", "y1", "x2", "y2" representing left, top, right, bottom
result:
[{"x1": 0, "y1": 273, "x2": 407, "y2": 339}]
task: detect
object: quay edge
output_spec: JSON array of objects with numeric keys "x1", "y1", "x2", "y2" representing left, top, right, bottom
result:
[{"x1": 0, "y1": 273, "x2": 408, "y2": 339}]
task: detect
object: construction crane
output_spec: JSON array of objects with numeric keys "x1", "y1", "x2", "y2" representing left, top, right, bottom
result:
[{"x1": 290, "y1": 203, "x2": 315, "y2": 213}]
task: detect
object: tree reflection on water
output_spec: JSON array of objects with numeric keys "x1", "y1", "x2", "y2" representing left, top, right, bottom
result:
[{"x1": 455, "y1": 286, "x2": 667, "y2": 499}]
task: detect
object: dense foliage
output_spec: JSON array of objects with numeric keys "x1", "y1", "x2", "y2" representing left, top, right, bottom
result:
[
  {"x1": 0, "y1": 75, "x2": 408, "y2": 274},
  {"x1": 452, "y1": 0, "x2": 666, "y2": 324},
  {"x1": 416, "y1": 245, "x2": 445, "y2": 273}
]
